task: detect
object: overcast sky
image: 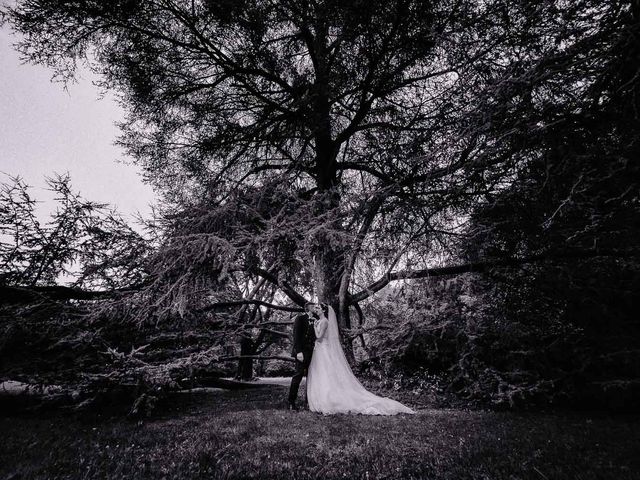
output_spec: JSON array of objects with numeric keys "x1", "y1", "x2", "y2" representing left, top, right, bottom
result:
[{"x1": 0, "y1": 27, "x2": 156, "y2": 223}]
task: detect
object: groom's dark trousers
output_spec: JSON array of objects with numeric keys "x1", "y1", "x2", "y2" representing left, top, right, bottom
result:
[{"x1": 288, "y1": 313, "x2": 315, "y2": 404}]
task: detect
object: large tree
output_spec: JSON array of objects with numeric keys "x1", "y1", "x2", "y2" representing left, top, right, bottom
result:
[{"x1": 3, "y1": 0, "x2": 637, "y2": 358}]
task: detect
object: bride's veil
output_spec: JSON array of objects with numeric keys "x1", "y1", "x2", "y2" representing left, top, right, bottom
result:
[
  {"x1": 324, "y1": 304, "x2": 367, "y2": 388},
  {"x1": 326, "y1": 305, "x2": 341, "y2": 346}
]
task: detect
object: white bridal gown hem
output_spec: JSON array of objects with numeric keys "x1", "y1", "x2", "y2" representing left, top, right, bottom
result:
[{"x1": 306, "y1": 306, "x2": 415, "y2": 416}]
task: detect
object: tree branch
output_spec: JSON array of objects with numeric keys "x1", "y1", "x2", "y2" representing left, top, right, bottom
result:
[
  {"x1": 350, "y1": 249, "x2": 637, "y2": 303},
  {"x1": 197, "y1": 299, "x2": 303, "y2": 313},
  {"x1": 249, "y1": 267, "x2": 308, "y2": 306},
  {"x1": 336, "y1": 162, "x2": 393, "y2": 184},
  {"x1": 218, "y1": 355, "x2": 295, "y2": 363}
]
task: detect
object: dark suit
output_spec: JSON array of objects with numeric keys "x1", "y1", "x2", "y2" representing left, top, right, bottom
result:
[{"x1": 288, "y1": 313, "x2": 316, "y2": 404}]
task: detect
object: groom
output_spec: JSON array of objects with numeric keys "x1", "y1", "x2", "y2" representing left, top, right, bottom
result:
[{"x1": 287, "y1": 302, "x2": 317, "y2": 410}]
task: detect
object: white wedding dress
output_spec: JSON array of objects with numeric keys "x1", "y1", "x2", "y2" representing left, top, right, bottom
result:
[{"x1": 307, "y1": 306, "x2": 415, "y2": 415}]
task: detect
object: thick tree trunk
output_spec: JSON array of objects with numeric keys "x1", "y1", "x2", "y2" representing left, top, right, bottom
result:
[
  {"x1": 310, "y1": 47, "x2": 357, "y2": 362},
  {"x1": 312, "y1": 186, "x2": 356, "y2": 364},
  {"x1": 315, "y1": 248, "x2": 356, "y2": 364}
]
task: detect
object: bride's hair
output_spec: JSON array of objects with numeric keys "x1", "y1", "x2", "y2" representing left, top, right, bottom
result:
[{"x1": 320, "y1": 303, "x2": 330, "y2": 317}]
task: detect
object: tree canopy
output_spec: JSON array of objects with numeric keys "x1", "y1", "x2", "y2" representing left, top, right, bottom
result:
[{"x1": 2, "y1": 0, "x2": 638, "y2": 353}]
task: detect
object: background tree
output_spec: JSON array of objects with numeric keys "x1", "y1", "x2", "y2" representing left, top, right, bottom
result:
[
  {"x1": 0, "y1": 175, "x2": 269, "y2": 409},
  {"x1": 355, "y1": 0, "x2": 640, "y2": 407},
  {"x1": 0, "y1": 173, "x2": 150, "y2": 295}
]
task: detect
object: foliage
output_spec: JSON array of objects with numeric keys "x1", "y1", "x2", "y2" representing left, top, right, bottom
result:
[
  {"x1": 3, "y1": 0, "x2": 595, "y2": 323},
  {"x1": 0, "y1": 173, "x2": 150, "y2": 289},
  {"x1": 5, "y1": 0, "x2": 636, "y2": 308},
  {"x1": 0, "y1": 175, "x2": 301, "y2": 408},
  {"x1": 0, "y1": 291, "x2": 241, "y2": 413},
  {"x1": 364, "y1": 260, "x2": 640, "y2": 409}
]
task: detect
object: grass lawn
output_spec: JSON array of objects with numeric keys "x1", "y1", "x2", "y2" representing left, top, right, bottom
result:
[{"x1": 1, "y1": 385, "x2": 639, "y2": 479}]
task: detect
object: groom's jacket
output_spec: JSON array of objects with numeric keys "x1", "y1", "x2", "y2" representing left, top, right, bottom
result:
[{"x1": 291, "y1": 313, "x2": 316, "y2": 358}]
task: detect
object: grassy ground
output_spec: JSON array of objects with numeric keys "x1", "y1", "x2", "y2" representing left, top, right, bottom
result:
[{"x1": 1, "y1": 385, "x2": 639, "y2": 480}]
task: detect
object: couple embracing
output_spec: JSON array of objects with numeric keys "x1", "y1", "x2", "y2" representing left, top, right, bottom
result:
[{"x1": 287, "y1": 302, "x2": 415, "y2": 416}]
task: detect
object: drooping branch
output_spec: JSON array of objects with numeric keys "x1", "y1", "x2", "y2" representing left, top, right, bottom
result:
[
  {"x1": 196, "y1": 299, "x2": 303, "y2": 313},
  {"x1": 249, "y1": 267, "x2": 308, "y2": 306},
  {"x1": 350, "y1": 249, "x2": 637, "y2": 304},
  {"x1": 218, "y1": 355, "x2": 295, "y2": 363}
]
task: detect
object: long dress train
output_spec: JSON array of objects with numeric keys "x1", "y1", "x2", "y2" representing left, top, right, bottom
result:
[{"x1": 307, "y1": 306, "x2": 415, "y2": 415}]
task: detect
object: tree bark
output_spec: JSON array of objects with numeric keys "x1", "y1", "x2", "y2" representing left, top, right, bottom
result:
[{"x1": 312, "y1": 138, "x2": 356, "y2": 361}]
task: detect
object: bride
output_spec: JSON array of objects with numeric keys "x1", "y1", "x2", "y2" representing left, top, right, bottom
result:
[{"x1": 306, "y1": 303, "x2": 415, "y2": 415}]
